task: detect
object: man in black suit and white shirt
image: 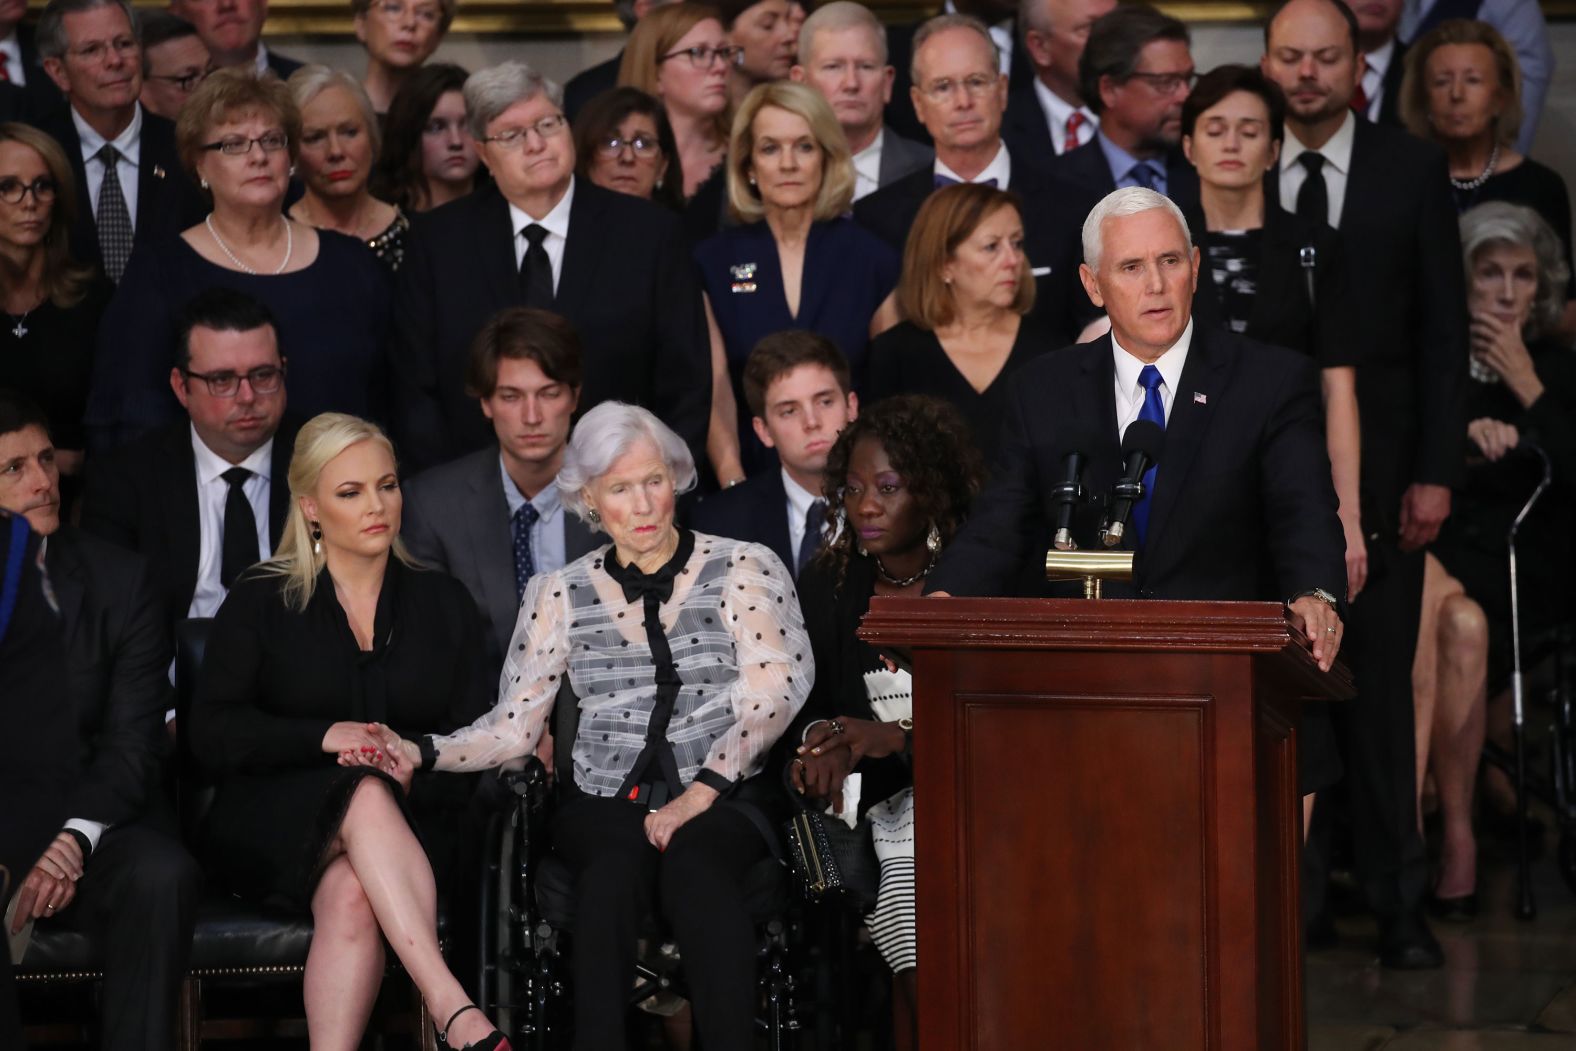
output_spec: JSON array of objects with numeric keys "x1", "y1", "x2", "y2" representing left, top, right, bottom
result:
[
  {"x1": 854, "y1": 13, "x2": 1099, "y2": 344},
  {"x1": 1343, "y1": 0, "x2": 1407, "y2": 127},
  {"x1": 168, "y1": 0, "x2": 301, "y2": 79},
  {"x1": 0, "y1": 392, "x2": 200, "y2": 1051},
  {"x1": 790, "y1": 1, "x2": 932, "y2": 203},
  {"x1": 82, "y1": 289, "x2": 296, "y2": 628},
  {"x1": 394, "y1": 61, "x2": 710, "y2": 473},
  {"x1": 402, "y1": 308, "x2": 604, "y2": 679},
  {"x1": 693, "y1": 331, "x2": 857, "y2": 577},
  {"x1": 1052, "y1": 4, "x2": 1199, "y2": 214},
  {"x1": 0, "y1": 0, "x2": 65, "y2": 118},
  {"x1": 1005, "y1": 0, "x2": 1114, "y2": 166},
  {"x1": 927, "y1": 187, "x2": 1347, "y2": 673},
  {"x1": 33, "y1": 0, "x2": 204, "y2": 283},
  {"x1": 1262, "y1": 0, "x2": 1466, "y2": 970}
]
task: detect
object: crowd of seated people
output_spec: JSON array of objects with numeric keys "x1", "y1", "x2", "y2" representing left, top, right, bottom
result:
[{"x1": 0, "y1": 0, "x2": 1570, "y2": 1043}]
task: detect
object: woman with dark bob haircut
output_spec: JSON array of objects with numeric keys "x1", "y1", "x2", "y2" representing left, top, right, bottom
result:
[
  {"x1": 370, "y1": 63, "x2": 481, "y2": 214},
  {"x1": 572, "y1": 86, "x2": 685, "y2": 211},
  {"x1": 790, "y1": 393, "x2": 983, "y2": 1051}
]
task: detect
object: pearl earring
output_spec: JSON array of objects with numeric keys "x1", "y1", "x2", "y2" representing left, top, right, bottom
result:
[
  {"x1": 310, "y1": 523, "x2": 322, "y2": 557},
  {"x1": 200, "y1": 177, "x2": 209, "y2": 190}
]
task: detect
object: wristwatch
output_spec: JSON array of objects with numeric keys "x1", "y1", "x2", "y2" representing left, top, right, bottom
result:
[
  {"x1": 1289, "y1": 587, "x2": 1339, "y2": 611},
  {"x1": 898, "y1": 717, "x2": 913, "y2": 756}
]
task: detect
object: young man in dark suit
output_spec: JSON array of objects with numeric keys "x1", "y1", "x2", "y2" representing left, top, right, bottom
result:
[
  {"x1": 1052, "y1": 4, "x2": 1200, "y2": 214},
  {"x1": 1004, "y1": 0, "x2": 1114, "y2": 165},
  {"x1": 692, "y1": 331, "x2": 857, "y2": 578},
  {"x1": 81, "y1": 289, "x2": 296, "y2": 627},
  {"x1": 394, "y1": 61, "x2": 710, "y2": 473},
  {"x1": 0, "y1": 392, "x2": 200, "y2": 1051},
  {"x1": 927, "y1": 187, "x2": 1347, "y2": 672},
  {"x1": 168, "y1": 0, "x2": 300, "y2": 78},
  {"x1": 854, "y1": 14, "x2": 1100, "y2": 345},
  {"x1": 32, "y1": 0, "x2": 204, "y2": 283},
  {"x1": 1262, "y1": 0, "x2": 1467, "y2": 970},
  {"x1": 402, "y1": 308, "x2": 604, "y2": 680}
]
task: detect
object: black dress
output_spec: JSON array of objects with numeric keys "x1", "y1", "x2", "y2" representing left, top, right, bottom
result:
[
  {"x1": 190, "y1": 559, "x2": 491, "y2": 907},
  {"x1": 864, "y1": 314, "x2": 1055, "y2": 464},
  {"x1": 1, "y1": 276, "x2": 112, "y2": 452},
  {"x1": 1452, "y1": 158, "x2": 1574, "y2": 297}
]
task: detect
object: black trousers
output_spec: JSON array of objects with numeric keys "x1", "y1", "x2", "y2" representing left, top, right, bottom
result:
[
  {"x1": 552, "y1": 793, "x2": 769, "y2": 1051},
  {"x1": 1323, "y1": 542, "x2": 1431, "y2": 923},
  {"x1": 34, "y1": 823, "x2": 202, "y2": 1051}
]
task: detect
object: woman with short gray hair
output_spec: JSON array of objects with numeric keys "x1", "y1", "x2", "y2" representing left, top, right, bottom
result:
[{"x1": 388, "y1": 402, "x2": 812, "y2": 1049}]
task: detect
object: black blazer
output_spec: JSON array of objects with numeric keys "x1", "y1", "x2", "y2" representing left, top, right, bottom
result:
[
  {"x1": 690, "y1": 470, "x2": 795, "y2": 575},
  {"x1": 1187, "y1": 204, "x2": 1358, "y2": 366},
  {"x1": 45, "y1": 527, "x2": 173, "y2": 828},
  {"x1": 564, "y1": 53, "x2": 622, "y2": 120},
  {"x1": 1001, "y1": 75, "x2": 1060, "y2": 173},
  {"x1": 32, "y1": 103, "x2": 205, "y2": 279},
  {"x1": 264, "y1": 48, "x2": 303, "y2": 80},
  {"x1": 1049, "y1": 135, "x2": 1201, "y2": 215},
  {"x1": 79, "y1": 418, "x2": 299, "y2": 620},
  {"x1": 927, "y1": 328, "x2": 1346, "y2": 607},
  {"x1": 1267, "y1": 119, "x2": 1467, "y2": 531},
  {"x1": 1374, "y1": 42, "x2": 1407, "y2": 129},
  {"x1": 11, "y1": 24, "x2": 64, "y2": 117},
  {"x1": 392, "y1": 181, "x2": 710, "y2": 471},
  {"x1": 853, "y1": 158, "x2": 1101, "y2": 343}
]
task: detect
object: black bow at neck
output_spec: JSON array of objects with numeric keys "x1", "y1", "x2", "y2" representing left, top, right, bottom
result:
[{"x1": 602, "y1": 528, "x2": 696, "y2": 606}]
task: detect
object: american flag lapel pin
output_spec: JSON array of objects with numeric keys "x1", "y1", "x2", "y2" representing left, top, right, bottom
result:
[
  {"x1": 153, "y1": 165, "x2": 167, "y2": 180},
  {"x1": 1193, "y1": 392, "x2": 1208, "y2": 405}
]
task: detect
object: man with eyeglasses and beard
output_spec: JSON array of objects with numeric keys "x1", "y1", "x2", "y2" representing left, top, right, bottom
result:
[{"x1": 137, "y1": 11, "x2": 210, "y2": 121}]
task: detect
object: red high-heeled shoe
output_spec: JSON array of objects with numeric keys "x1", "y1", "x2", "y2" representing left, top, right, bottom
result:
[{"x1": 437, "y1": 1004, "x2": 511, "y2": 1051}]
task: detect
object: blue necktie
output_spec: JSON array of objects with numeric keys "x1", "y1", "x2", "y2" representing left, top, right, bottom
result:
[
  {"x1": 934, "y1": 174, "x2": 999, "y2": 189},
  {"x1": 512, "y1": 501, "x2": 539, "y2": 602},
  {"x1": 1131, "y1": 365, "x2": 1166, "y2": 546},
  {"x1": 1127, "y1": 162, "x2": 1160, "y2": 192},
  {"x1": 796, "y1": 499, "x2": 825, "y2": 578}
]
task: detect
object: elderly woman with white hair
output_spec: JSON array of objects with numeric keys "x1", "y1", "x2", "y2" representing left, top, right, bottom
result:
[
  {"x1": 1411, "y1": 201, "x2": 1576, "y2": 920},
  {"x1": 386, "y1": 401, "x2": 811, "y2": 1049},
  {"x1": 287, "y1": 65, "x2": 409, "y2": 270}
]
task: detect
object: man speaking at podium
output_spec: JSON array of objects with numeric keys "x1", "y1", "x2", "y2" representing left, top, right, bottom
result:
[{"x1": 925, "y1": 186, "x2": 1348, "y2": 673}]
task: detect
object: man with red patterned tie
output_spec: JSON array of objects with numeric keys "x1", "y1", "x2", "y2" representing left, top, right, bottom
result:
[
  {"x1": 1004, "y1": 0, "x2": 1115, "y2": 166},
  {"x1": 1342, "y1": 0, "x2": 1408, "y2": 127}
]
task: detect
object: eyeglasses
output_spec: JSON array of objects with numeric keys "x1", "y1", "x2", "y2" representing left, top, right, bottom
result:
[
  {"x1": 202, "y1": 131, "x2": 291, "y2": 156},
  {"x1": 478, "y1": 114, "x2": 567, "y2": 148},
  {"x1": 371, "y1": 0, "x2": 442, "y2": 25},
  {"x1": 659, "y1": 44, "x2": 743, "y2": 69},
  {"x1": 148, "y1": 66, "x2": 214, "y2": 93},
  {"x1": 1124, "y1": 70, "x2": 1198, "y2": 95},
  {"x1": 181, "y1": 365, "x2": 285, "y2": 397},
  {"x1": 920, "y1": 73, "x2": 998, "y2": 103},
  {"x1": 66, "y1": 36, "x2": 138, "y2": 64},
  {"x1": 0, "y1": 176, "x2": 57, "y2": 204},
  {"x1": 597, "y1": 134, "x2": 660, "y2": 158}
]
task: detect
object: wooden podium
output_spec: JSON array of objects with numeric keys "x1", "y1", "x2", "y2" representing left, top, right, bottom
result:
[{"x1": 857, "y1": 597, "x2": 1353, "y2": 1051}]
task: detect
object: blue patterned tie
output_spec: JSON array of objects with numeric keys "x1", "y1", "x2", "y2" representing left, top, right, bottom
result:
[
  {"x1": 1127, "y1": 162, "x2": 1159, "y2": 192},
  {"x1": 1131, "y1": 365, "x2": 1166, "y2": 545},
  {"x1": 512, "y1": 501, "x2": 539, "y2": 602},
  {"x1": 933, "y1": 174, "x2": 999, "y2": 189}
]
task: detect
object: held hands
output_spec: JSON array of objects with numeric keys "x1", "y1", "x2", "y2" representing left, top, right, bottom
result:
[
  {"x1": 1468, "y1": 417, "x2": 1521, "y2": 463},
  {"x1": 644, "y1": 783, "x2": 719, "y2": 852},
  {"x1": 9, "y1": 832, "x2": 85, "y2": 934},
  {"x1": 1398, "y1": 483, "x2": 1451, "y2": 553},
  {"x1": 333, "y1": 722, "x2": 418, "y2": 793},
  {"x1": 790, "y1": 718, "x2": 907, "y2": 812},
  {"x1": 1288, "y1": 596, "x2": 1343, "y2": 673}
]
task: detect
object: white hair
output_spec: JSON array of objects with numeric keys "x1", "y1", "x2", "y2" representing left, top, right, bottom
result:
[
  {"x1": 1081, "y1": 186, "x2": 1192, "y2": 270},
  {"x1": 287, "y1": 64, "x2": 383, "y2": 159},
  {"x1": 556, "y1": 402, "x2": 698, "y2": 523},
  {"x1": 463, "y1": 61, "x2": 564, "y2": 140},
  {"x1": 798, "y1": 1, "x2": 888, "y2": 66}
]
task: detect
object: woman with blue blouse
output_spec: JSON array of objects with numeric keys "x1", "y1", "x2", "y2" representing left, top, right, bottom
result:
[{"x1": 695, "y1": 81, "x2": 899, "y2": 484}]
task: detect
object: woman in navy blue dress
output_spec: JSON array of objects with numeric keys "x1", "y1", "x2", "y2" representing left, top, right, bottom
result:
[{"x1": 695, "y1": 81, "x2": 899, "y2": 483}]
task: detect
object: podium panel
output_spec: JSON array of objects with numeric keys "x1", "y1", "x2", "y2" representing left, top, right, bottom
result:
[{"x1": 857, "y1": 598, "x2": 1351, "y2": 1051}]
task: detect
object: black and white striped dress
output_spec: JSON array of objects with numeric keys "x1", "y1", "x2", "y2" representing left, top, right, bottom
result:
[{"x1": 862, "y1": 665, "x2": 915, "y2": 972}]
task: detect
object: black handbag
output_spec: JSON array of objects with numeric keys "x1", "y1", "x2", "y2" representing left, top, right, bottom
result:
[{"x1": 781, "y1": 765, "x2": 881, "y2": 909}]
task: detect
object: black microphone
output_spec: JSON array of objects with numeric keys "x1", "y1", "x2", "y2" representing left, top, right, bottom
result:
[
  {"x1": 1101, "y1": 419, "x2": 1165, "y2": 548},
  {"x1": 1050, "y1": 452, "x2": 1086, "y2": 551}
]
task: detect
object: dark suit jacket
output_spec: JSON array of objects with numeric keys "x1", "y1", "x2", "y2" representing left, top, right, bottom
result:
[
  {"x1": 1266, "y1": 119, "x2": 1467, "y2": 533},
  {"x1": 927, "y1": 328, "x2": 1346, "y2": 607},
  {"x1": 564, "y1": 52, "x2": 622, "y2": 120},
  {"x1": 1049, "y1": 135, "x2": 1200, "y2": 215},
  {"x1": 79, "y1": 418, "x2": 299, "y2": 620},
  {"x1": 263, "y1": 48, "x2": 303, "y2": 80},
  {"x1": 853, "y1": 156, "x2": 1101, "y2": 342},
  {"x1": 392, "y1": 180, "x2": 710, "y2": 471},
  {"x1": 690, "y1": 470, "x2": 794, "y2": 574},
  {"x1": 10, "y1": 24, "x2": 64, "y2": 118},
  {"x1": 45, "y1": 527, "x2": 172, "y2": 828},
  {"x1": 1373, "y1": 41, "x2": 1407, "y2": 129},
  {"x1": 400, "y1": 446, "x2": 604, "y2": 675},
  {"x1": 0, "y1": 81, "x2": 25, "y2": 122},
  {"x1": 875, "y1": 125, "x2": 934, "y2": 188},
  {"x1": 32, "y1": 103, "x2": 205, "y2": 279}
]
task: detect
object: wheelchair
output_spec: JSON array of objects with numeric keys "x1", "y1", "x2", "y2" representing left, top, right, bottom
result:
[{"x1": 477, "y1": 684, "x2": 810, "y2": 1050}]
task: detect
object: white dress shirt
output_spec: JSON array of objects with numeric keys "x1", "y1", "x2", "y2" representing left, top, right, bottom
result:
[
  {"x1": 851, "y1": 129, "x2": 884, "y2": 201},
  {"x1": 499, "y1": 458, "x2": 570, "y2": 578},
  {"x1": 935, "y1": 142, "x2": 1012, "y2": 189},
  {"x1": 508, "y1": 176, "x2": 576, "y2": 293},
  {"x1": 1112, "y1": 319, "x2": 1193, "y2": 437},
  {"x1": 0, "y1": 32, "x2": 24, "y2": 85},
  {"x1": 782, "y1": 469, "x2": 823, "y2": 565},
  {"x1": 1361, "y1": 38, "x2": 1395, "y2": 122},
  {"x1": 1033, "y1": 78, "x2": 1098, "y2": 154},
  {"x1": 253, "y1": 43, "x2": 272, "y2": 77},
  {"x1": 72, "y1": 103, "x2": 142, "y2": 231},
  {"x1": 187, "y1": 427, "x2": 274, "y2": 620},
  {"x1": 1278, "y1": 111, "x2": 1356, "y2": 230}
]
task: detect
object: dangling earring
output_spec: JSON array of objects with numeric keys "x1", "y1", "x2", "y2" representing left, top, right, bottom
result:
[
  {"x1": 310, "y1": 523, "x2": 323, "y2": 557},
  {"x1": 587, "y1": 507, "x2": 601, "y2": 525},
  {"x1": 199, "y1": 177, "x2": 209, "y2": 190},
  {"x1": 288, "y1": 164, "x2": 297, "y2": 178},
  {"x1": 748, "y1": 173, "x2": 757, "y2": 187},
  {"x1": 926, "y1": 521, "x2": 942, "y2": 556}
]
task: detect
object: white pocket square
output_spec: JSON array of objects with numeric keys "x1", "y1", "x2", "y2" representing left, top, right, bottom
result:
[{"x1": 1031, "y1": 266, "x2": 1052, "y2": 276}]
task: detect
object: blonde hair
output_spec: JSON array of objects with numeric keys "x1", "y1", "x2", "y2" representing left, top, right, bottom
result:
[
  {"x1": 287, "y1": 64, "x2": 384, "y2": 161},
  {"x1": 261, "y1": 413, "x2": 420, "y2": 611},
  {"x1": 1400, "y1": 19, "x2": 1523, "y2": 147},
  {"x1": 619, "y1": 3, "x2": 732, "y2": 146},
  {"x1": 0, "y1": 123, "x2": 94, "y2": 308},
  {"x1": 897, "y1": 184, "x2": 1034, "y2": 330},
  {"x1": 726, "y1": 80, "x2": 853, "y2": 223}
]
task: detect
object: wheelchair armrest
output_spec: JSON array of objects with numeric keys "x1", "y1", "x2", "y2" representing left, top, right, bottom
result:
[{"x1": 498, "y1": 757, "x2": 548, "y2": 799}]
